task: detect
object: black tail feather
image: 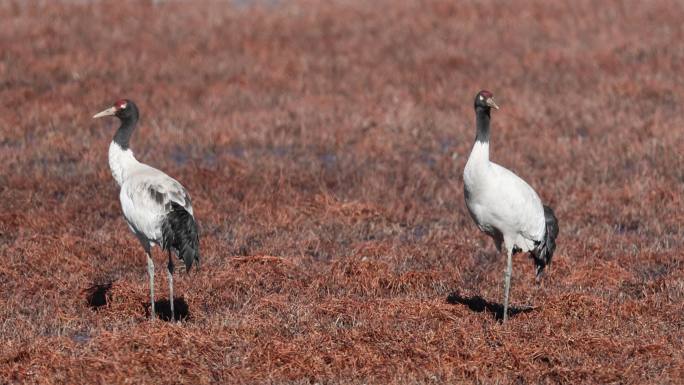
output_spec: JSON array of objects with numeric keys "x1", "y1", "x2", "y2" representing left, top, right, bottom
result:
[
  {"x1": 162, "y1": 202, "x2": 200, "y2": 272},
  {"x1": 532, "y1": 205, "x2": 559, "y2": 279}
]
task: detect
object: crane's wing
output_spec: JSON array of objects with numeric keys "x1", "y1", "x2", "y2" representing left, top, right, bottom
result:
[
  {"x1": 119, "y1": 164, "x2": 193, "y2": 241},
  {"x1": 489, "y1": 162, "x2": 546, "y2": 243}
]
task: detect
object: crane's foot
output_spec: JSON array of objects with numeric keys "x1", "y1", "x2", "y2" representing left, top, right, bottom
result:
[
  {"x1": 168, "y1": 275, "x2": 175, "y2": 322},
  {"x1": 168, "y1": 254, "x2": 175, "y2": 322},
  {"x1": 502, "y1": 248, "x2": 513, "y2": 323},
  {"x1": 147, "y1": 253, "x2": 156, "y2": 319}
]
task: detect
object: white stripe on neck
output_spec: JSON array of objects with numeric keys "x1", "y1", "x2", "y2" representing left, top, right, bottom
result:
[
  {"x1": 468, "y1": 140, "x2": 489, "y2": 164},
  {"x1": 108, "y1": 141, "x2": 139, "y2": 186}
]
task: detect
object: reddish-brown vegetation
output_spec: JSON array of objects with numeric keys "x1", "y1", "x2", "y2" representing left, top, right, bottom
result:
[{"x1": 1, "y1": 0, "x2": 683, "y2": 383}]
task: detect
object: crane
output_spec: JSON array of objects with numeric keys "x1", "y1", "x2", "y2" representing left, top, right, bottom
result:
[
  {"x1": 463, "y1": 90, "x2": 559, "y2": 322},
  {"x1": 93, "y1": 99, "x2": 200, "y2": 320}
]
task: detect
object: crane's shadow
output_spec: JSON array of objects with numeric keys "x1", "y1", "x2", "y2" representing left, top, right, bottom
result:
[
  {"x1": 86, "y1": 281, "x2": 191, "y2": 322},
  {"x1": 144, "y1": 297, "x2": 191, "y2": 322},
  {"x1": 86, "y1": 282, "x2": 113, "y2": 309},
  {"x1": 447, "y1": 291, "x2": 536, "y2": 321}
]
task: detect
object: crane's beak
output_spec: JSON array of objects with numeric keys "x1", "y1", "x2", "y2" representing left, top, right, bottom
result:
[
  {"x1": 93, "y1": 106, "x2": 117, "y2": 119},
  {"x1": 486, "y1": 97, "x2": 499, "y2": 110}
]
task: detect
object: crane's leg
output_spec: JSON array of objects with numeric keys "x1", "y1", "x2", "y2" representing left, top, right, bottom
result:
[
  {"x1": 167, "y1": 250, "x2": 175, "y2": 321},
  {"x1": 502, "y1": 247, "x2": 513, "y2": 322},
  {"x1": 147, "y1": 252, "x2": 156, "y2": 319}
]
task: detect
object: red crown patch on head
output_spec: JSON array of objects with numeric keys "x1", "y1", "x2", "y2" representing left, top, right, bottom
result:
[
  {"x1": 114, "y1": 99, "x2": 128, "y2": 110},
  {"x1": 479, "y1": 90, "x2": 493, "y2": 98}
]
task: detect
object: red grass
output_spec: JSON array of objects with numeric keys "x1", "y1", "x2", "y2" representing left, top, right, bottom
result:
[{"x1": 1, "y1": 0, "x2": 683, "y2": 383}]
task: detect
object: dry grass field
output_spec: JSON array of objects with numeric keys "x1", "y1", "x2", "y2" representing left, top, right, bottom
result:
[{"x1": 1, "y1": 0, "x2": 683, "y2": 383}]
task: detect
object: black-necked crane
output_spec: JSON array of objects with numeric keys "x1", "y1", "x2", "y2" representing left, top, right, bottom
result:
[
  {"x1": 463, "y1": 90, "x2": 559, "y2": 322},
  {"x1": 93, "y1": 99, "x2": 200, "y2": 320}
]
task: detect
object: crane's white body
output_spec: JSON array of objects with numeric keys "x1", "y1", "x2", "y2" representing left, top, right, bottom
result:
[
  {"x1": 109, "y1": 142, "x2": 193, "y2": 245},
  {"x1": 463, "y1": 141, "x2": 545, "y2": 254},
  {"x1": 109, "y1": 141, "x2": 194, "y2": 320}
]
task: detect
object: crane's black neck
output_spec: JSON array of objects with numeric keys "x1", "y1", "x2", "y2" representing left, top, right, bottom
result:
[
  {"x1": 113, "y1": 106, "x2": 139, "y2": 150},
  {"x1": 475, "y1": 106, "x2": 491, "y2": 143}
]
